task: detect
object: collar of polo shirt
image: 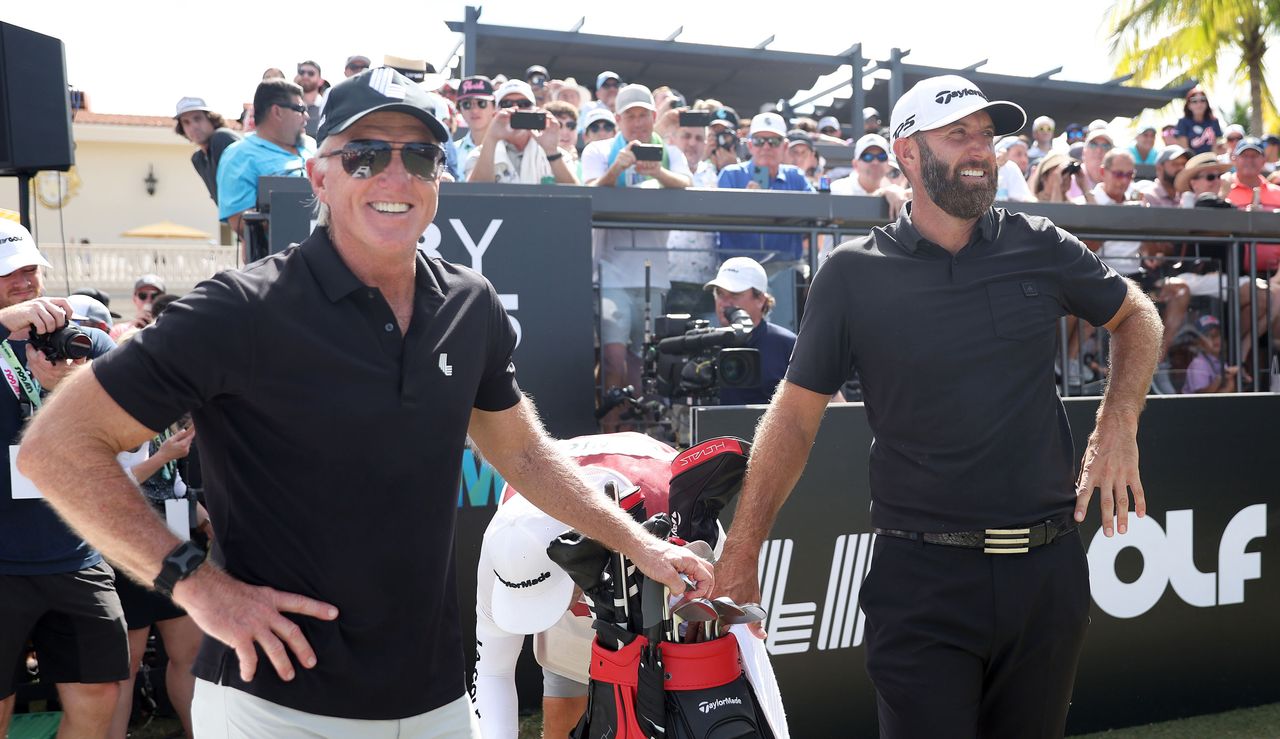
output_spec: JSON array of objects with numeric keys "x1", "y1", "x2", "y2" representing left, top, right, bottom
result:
[{"x1": 892, "y1": 202, "x2": 998, "y2": 253}]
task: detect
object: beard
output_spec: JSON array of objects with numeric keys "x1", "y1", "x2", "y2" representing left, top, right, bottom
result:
[{"x1": 917, "y1": 137, "x2": 997, "y2": 219}]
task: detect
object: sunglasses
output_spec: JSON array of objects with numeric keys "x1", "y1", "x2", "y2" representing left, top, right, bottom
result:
[
  {"x1": 277, "y1": 101, "x2": 307, "y2": 114},
  {"x1": 751, "y1": 136, "x2": 785, "y2": 148},
  {"x1": 498, "y1": 98, "x2": 534, "y2": 109},
  {"x1": 318, "y1": 140, "x2": 445, "y2": 181},
  {"x1": 1193, "y1": 172, "x2": 1219, "y2": 182},
  {"x1": 859, "y1": 151, "x2": 889, "y2": 162},
  {"x1": 297, "y1": 68, "x2": 318, "y2": 77},
  {"x1": 1035, "y1": 126, "x2": 1054, "y2": 133},
  {"x1": 459, "y1": 99, "x2": 491, "y2": 110},
  {"x1": 587, "y1": 121, "x2": 615, "y2": 134},
  {"x1": 136, "y1": 290, "x2": 160, "y2": 301},
  {"x1": 1087, "y1": 141, "x2": 1114, "y2": 150},
  {"x1": 1108, "y1": 170, "x2": 1136, "y2": 180}
]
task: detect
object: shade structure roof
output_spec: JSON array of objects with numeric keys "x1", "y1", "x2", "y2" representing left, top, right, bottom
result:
[{"x1": 120, "y1": 220, "x2": 212, "y2": 240}]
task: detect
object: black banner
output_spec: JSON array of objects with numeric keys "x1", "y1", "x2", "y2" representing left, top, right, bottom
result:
[{"x1": 693, "y1": 394, "x2": 1279, "y2": 735}]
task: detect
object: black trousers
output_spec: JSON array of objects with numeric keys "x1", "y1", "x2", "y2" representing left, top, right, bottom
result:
[{"x1": 860, "y1": 529, "x2": 1091, "y2": 739}]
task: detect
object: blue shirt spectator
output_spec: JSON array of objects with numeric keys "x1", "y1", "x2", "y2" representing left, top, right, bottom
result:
[
  {"x1": 715, "y1": 161, "x2": 812, "y2": 260},
  {"x1": 216, "y1": 132, "x2": 314, "y2": 221}
]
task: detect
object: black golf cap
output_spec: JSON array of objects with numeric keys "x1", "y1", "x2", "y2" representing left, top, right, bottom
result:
[{"x1": 316, "y1": 66, "x2": 449, "y2": 145}]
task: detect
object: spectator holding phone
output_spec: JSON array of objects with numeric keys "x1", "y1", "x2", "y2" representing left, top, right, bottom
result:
[
  {"x1": 715, "y1": 113, "x2": 814, "y2": 262},
  {"x1": 465, "y1": 80, "x2": 578, "y2": 185}
]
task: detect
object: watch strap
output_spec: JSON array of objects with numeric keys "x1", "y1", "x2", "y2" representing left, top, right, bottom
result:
[{"x1": 153, "y1": 540, "x2": 208, "y2": 597}]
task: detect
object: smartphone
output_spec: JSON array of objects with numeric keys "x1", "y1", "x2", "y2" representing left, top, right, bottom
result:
[
  {"x1": 679, "y1": 110, "x2": 713, "y2": 128},
  {"x1": 633, "y1": 143, "x2": 664, "y2": 162},
  {"x1": 751, "y1": 164, "x2": 771, "y2": 189},
  {"x1": 510, "y1": 111, "x2": 546, "y2": 130},
  {"x1": 1063, "y1": 160, "x2": 1082, "y2": 175}
]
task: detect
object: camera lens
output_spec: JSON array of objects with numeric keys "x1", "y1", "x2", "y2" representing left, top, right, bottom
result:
[{"x1": 720, "y1": 355, "x2": 746, "y2": 384}]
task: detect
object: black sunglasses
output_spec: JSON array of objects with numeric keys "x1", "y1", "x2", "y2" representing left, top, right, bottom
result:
[
  {"x1": 859, "y1": 151, "x2": 889, "y2": 162},
  {"x1": 319, "y1": 140, "x2": 445, "y2": 181},
  {"x1": 498, "y1": 98, "x2": 534, "y2": 110},
  {"x1": 587, "y1": 120, "x2": 615, "y2": 134},
  {"x1": 459, "y1": 99, "x2": 490, "y2": 110},
  {"x1": 276, "y1": 101, "x2": 307, "y2": 113},
  {"x1": 136, "y1": 290, "x2": 160, "y2": 301}
]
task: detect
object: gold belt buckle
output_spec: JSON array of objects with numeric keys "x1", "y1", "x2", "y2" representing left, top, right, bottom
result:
[{"x1": 983, "y1": 527, "x2": 1031, "y2": 554}]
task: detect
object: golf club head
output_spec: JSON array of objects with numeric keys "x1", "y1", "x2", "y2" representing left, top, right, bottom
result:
[
  {"x1": 711, "y1": 596, "x2": 747, "y2": 620},
  {"x1": 737, "y1": 603, "x2": 767, "y2": 623},
  {"x1": 668, "y1": 437, "x2": 751, "y2": 547},
  {"x1": 684, "y1": 540, "x2": 714, "y2": 562},
  {"x1": 672, "y1": 597, "x2": 718, "y2": 623},
  {"x1": 546, "y1": 531, "x2": 612, "y2": 591}
]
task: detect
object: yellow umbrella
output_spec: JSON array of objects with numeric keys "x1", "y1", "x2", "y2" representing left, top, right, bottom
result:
[{"x1": 120, "y1": 220, "x2": 212, "y2": 240}]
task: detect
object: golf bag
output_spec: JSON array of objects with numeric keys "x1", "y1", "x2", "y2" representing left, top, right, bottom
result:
[{"x1": 571, "y1": 633, "x2": 775, "y2": 739}]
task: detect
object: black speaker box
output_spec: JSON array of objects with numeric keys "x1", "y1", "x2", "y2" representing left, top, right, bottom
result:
[{"x1": 0, "y1": 22, "x2": 75, "y2": 175}]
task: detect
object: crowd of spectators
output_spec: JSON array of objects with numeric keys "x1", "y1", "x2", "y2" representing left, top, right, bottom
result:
[{"x1": 168, "y1": 57, "x2": 1280, "y2": 400}]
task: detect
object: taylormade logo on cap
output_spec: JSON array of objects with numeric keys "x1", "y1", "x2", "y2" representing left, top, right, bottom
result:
[
  {"x1": 495, "y1": 570, "x2": 553, "y2": 590},
  {"x1": 889, "y1": 74, "x2": 1026, "y2": 145}
]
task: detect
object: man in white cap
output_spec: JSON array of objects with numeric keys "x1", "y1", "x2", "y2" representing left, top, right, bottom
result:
[
  {"x1": 863, "y1": 106, "x2": 883, "y2": 136},
  {"x1": 715, "y1": 113, "x2": 814, "y2": 263},
  {"x1": 0, "y1": 220, "x2": 121, "y2": 739},
  {"x1": 716, "y1": 74, "x2": 1162, "y2": 737},
  {"x1": 465, "y1": 80, "x2": 577, "y2": 185},
  {"x1": 1028, "y1": 115, "x2": 1056, "y2": 163},
  {"x1": 830, "y1": 133, "x2": 911, "y2": 216},
  {"x1": 703, "y1": 257, "x2": 797, "y2": 405},
  {"x1": 581, "y1": 84, "x2": 692, "y2": 430},
  {"x1": 174, "y1": 96, "x2": 241, "y2": 204},
  {"x1": 20, "y1": 68, "x2": 711, "y2": 737}
]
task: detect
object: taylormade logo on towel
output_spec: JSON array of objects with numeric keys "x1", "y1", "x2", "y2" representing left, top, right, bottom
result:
[{"x1": 698, "y1": 697, "x2": 743, "y2": 714}]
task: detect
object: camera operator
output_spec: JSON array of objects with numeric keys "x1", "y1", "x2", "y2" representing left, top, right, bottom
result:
[
  {"x1": 0, "y1": 220, "x2": 121, "y2": 739},
  {"x1": 465, "y1": 80, "x2": 578, "y2": 185},
  {"x1": 705, "y1": 107, "x2": 742, "y2": 178},
  {"x1": 704, "y1": 257, "x2": 797, "y2": 405}
]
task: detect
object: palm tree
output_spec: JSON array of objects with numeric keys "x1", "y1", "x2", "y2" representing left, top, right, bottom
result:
[{"x1": 1107, "y1": 0, "x2": 1280, "y2": 135}]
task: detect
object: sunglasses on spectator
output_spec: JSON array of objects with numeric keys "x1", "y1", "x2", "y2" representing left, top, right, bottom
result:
[
  {"x1": 318, "y1": 140, "x2": 445, "y2": 181},
  {"x1": 1087, "y1": 141, "x2": 1113, "y2": 150},
  {"x1": 1066, "y1": 132, "x2": 1085, "y2": 142},
  {"x1": 587, "y1": 121, "x2": 615, "y2": 134},
  {"x1": 298, "y1": 68, "x2": 318, "y2": 77},
  {"x1": 1193, "y1": 172, "x2": 1219, "y2": 182},
  {"x1": 498, "y1": 98, "x2": 534, "y2": 109},
  {"x1": 860, "y1": 151, "x2": 889, "y2": 162},
  {"x1": 1108, "y1": 169, "x2": 1136, "y2": 180},
  {"x1": 459, "y1": 99, "x2": 491, "y2": 110},
  {"x1": 135, "y1": 290, "x2": 160, "y2": 301},
  {"x1": 1035, "y1": 126, "x2": 1054, "y2": 133},
  {"x1": 276, "y1": 101, "x2": 307, "y2": 114},
  {"x1": 751, "y1": 136, "x2": 785, "y2": 148}
]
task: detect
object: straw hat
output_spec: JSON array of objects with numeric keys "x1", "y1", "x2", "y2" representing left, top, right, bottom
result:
[{"x1": 1173, "y1": 152, "x2": 1231, "y2": 194}]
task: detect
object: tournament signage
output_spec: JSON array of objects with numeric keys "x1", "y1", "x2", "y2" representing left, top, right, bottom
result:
[{"x1": 694, "y1": 394, "x2": 1279, "y2": 736}]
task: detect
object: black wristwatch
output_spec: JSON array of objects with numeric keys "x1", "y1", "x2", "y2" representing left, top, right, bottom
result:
[
  {"x1": 546, "y1": 151, "x2": 564, "y2": 161},
  {"x1": 153, "y1": 540, "x2": 208, "y2": 597}
]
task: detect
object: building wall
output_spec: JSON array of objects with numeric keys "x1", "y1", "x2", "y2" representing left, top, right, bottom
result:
[{"x1": 0, "y1": 122, "x2": 223, "y2": 245}]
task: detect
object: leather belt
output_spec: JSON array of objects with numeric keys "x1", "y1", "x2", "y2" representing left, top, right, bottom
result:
[{"x1": 873, "y1": 519, "x2": 1076, "y2": 555}]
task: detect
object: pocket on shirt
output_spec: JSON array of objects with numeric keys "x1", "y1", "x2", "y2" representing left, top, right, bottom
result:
[{"x1": 986, "y1": 279, "x2": 1049, "y2": 341}]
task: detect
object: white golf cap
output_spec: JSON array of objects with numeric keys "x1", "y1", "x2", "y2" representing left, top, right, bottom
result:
[
  {"x1": 486, "y1": 494, "x2": 574, "y2": 635},
  {"x1": 853, "y1": 133, "x2": 890, "y2": 159},
  {"x1": 889, "y1": 75, "x2": 1025, "y2": 144},
  {"x1": 0, "y1": 219, "x2": 52, "y2": 277},
  {"x1": 817, "y1": 115, "x2": 841, "y2": 132},
  {"x1": 494, "y1": 79, "x2": 536, "y2": 106},
  {"x1": 174, "y1": 96, "x2": 212, "y2": 118},
  {"x1": 748, "y1": 112, "x2": 786, "y2": 139},
  {"x1": 704, "y1": 257, "x2": 768, "y2": 294},
  {"x1": 995, "y1": 136, "x2": 1028, "y2": 153},
  {"x1": 581, "y1": 107, "x2": 615, "y2": 129},
  {"x1": 615, "y1": 84, "x2": 656, "y2": 114}
]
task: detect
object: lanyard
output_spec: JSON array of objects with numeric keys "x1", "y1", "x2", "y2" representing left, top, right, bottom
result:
[{"x1": 0, "y1": 341, "x2": 42, "y2": 410}]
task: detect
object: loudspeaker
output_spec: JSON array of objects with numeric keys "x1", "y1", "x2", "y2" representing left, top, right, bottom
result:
[{"x1": 0, "y1": 22, "x2": 74, "y2": 175}]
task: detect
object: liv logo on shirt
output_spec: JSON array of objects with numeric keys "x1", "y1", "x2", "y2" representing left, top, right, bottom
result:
[{"x1": 439, "y1": 353, "x2": 453, "y2": 376}]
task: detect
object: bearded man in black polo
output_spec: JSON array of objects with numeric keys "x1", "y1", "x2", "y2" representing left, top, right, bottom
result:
[
  {"x1": 21, "y1": 67, "x2": 712, "y2": 738},
  {"x1": 715, "y1": 75, "x2": 1163, "y2": 738}
]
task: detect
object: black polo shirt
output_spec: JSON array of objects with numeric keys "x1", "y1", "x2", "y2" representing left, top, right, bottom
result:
[
  {"x1": 93, "y1": 227, "x2": 522, "y2": 719},
  {"x1": 787, "y1": 205, "x2": 1127, "y2": 532}
]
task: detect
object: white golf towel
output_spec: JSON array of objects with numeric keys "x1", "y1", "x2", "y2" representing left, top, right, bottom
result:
[{"x1": 731, "y1": 624, "x2": 790, "y2": 739}]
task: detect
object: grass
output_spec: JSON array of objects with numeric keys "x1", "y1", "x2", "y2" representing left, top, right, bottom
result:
[{"x1": 1070, "y1": 703, "x2": 1280, "y2": 738}]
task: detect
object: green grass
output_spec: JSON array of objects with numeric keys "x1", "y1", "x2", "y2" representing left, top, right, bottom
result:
[{"x1": 1070, "y1": 703, "x2": 1280, "y2": 738}]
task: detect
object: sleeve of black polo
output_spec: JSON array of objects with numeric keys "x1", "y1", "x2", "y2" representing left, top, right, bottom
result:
[
  {"x1": 93, "y1": 273, "x2": 252, "y2": 432},
  {"x1": 1052, "y1": 227, "x2": 1130, "y2": 326},
  {"x1": 473, "y1": 280, "x2": 522, "y2": 412},
  {"x1": 784, "y1": 250, "x2": 857, "y2": 395}
]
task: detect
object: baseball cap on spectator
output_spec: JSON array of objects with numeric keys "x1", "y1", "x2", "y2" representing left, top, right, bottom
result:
[
  {"x1": 615, "y1": 84, "x2": 656, "y2": 114},
  {"x1": 526, "y1": 65, "x2": 549, "y2": 80},
  {"x1": 71, "y1": 287, "x2": 122, "y2": 318},
  {"x1": 705, "y1": 257, "x2": 768, "y2": 294},
  {"x1": 1174, "y1": 152, "x2": 1232, "y2": 192},
  {"x1": 1155, "y1": 145, "x2": 1190, "y2": 165},
  {"x1": 863, "y1": 107, "x2": 880, "y2": 122},
  {"x1": 134, "y1": 274, "x2": 165, "y2": 292},
  {"x1": 817, "y1": 116, "x2": 841, "y2": 133},
  {"x1": 1224, "y1": 123, "x2": 1246, "y2": 139},
  {"x1": 67, "y1": 294, "x2": 113, "y2": 330},
  {"x1": 1085, "y1": 129, "x2": 1113, "y2": 145},
  {"x1": 710, "y1": 107, "x2": 739, "y2": 130},
  {"x1": 495, "y1": 80, "x2": 536, "y2": 106},
  {"x1": 345, "y1": 55, "x2": 371, "y2": 71},
  {"x1": 581, "y1": 107, "x2": 615, "y2": 130},
  {"x1": 854, "y1": 133, "x2": 889, "y2": 159},
  {"x1": 1033, "y1": 115, "x2": 1055, "y2": 131},
  {"x1": 1088, "y1": 119, "x2": 1108, "y2": 131},
  {"x1": 996, "y1": 136, "x2": 1028, "y2": 153},
  {"x1": 1194, "y1": 315, "x2": 1221, "y2": 334},
  {"x1": 383, "y1": 55, "x2": 427, "y2": 82},
  {"x1": 1234, "y1": 136, "x2": 1265, "y2": 156},
  {"x1": 457, "y1": 75, "x2": 495, "y2": 100},
  {"x1": 596, "y1": 71, "x2": 621, "y2": 89},
  {"x1": 0, "y1": 220, "x2": 52, "y2": 276},
  {"x1": 316, "y1": 67, "x2": 450, "y2": 145},
  {"x1": 485, "y1": 493, "x2": 574, "y2": 634},
  {"x1": 749, "y1": 113, "x2": 786, "y2": 139},
  {"x1": 174, "y1": 97, "x2": 212, "y2": 118},
  {"x1": 786, "y1": 130, "x2": 814, "y2": 148},
  {"x1": 1138, "y1": 124, "x2": 1157, "y2": 135},
  {"x1": 889, "y1": 75, "x2": 1025, "y2": 144}
]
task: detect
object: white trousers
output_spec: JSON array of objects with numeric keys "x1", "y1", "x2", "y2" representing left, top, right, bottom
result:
[{"x1": 192, "y1": 679, "x2": 481, "y2": 739}]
